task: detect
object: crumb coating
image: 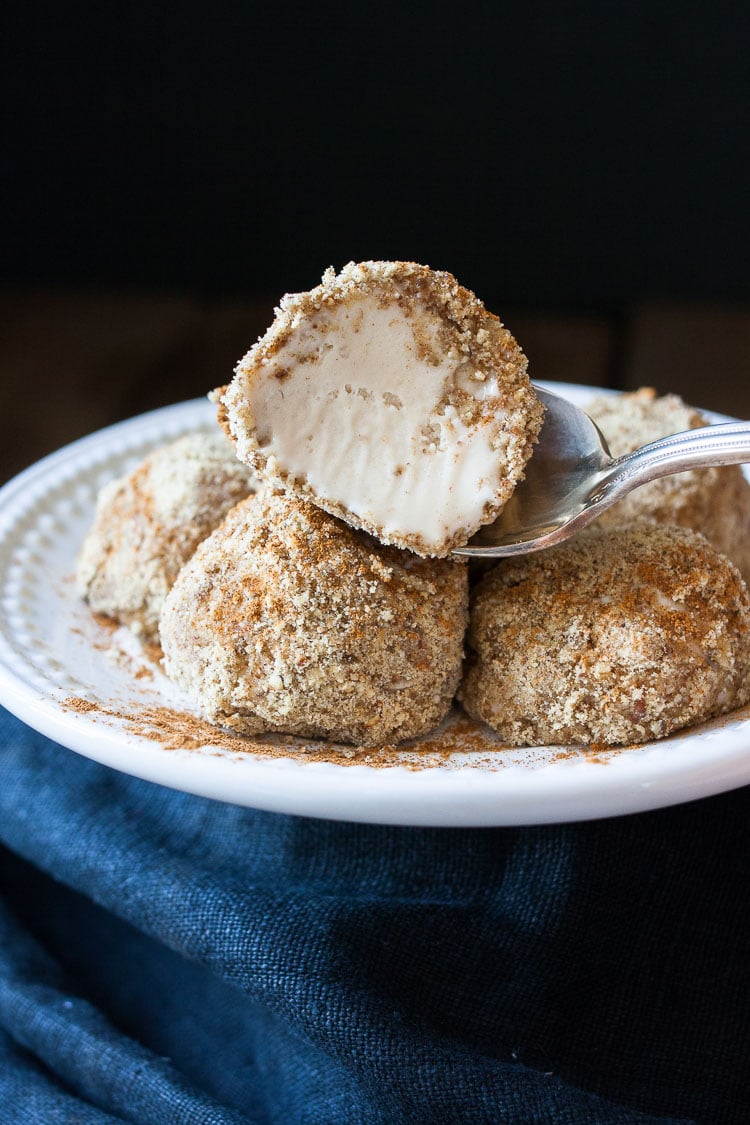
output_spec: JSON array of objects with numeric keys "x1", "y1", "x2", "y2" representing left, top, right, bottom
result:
[
  {"x1": 77, "y1": 431, "x2": 257, "y2": 641},
  {"x1": 459, "y1": 524, "x2": 750, "y2": 746},
  {"x1": 159, "y1": 490, "x2": 469, "y2": 746}
]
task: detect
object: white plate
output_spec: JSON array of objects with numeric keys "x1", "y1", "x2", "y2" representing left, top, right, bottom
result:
[{"x1": 1, "y1": 382, "x2": 749, "y2": 827}]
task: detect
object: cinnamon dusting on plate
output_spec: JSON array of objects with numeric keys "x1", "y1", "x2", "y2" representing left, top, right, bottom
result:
[
  {"x1": 59, "y1": 695, "x2": 512, "y2": 768},
  {"x1": 59, "y1": 692, "x2": 650, "y2": 770}
]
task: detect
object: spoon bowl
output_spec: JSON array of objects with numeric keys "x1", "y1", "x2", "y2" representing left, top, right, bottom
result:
[{"x1": 455, "y1": 385, "x2": 750, "y2": 558}]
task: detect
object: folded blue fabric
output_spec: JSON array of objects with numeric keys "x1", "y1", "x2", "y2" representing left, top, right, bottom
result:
[{"x1": 0, "y1": 704, "x2": 747, "y2": 1123}]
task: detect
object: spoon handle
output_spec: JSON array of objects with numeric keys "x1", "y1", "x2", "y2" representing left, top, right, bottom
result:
[{"x1": 604, "y1": 421, "x2": 750, "y2": 501}]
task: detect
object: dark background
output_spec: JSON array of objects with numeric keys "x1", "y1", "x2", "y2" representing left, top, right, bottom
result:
[{"x1": 2, "y1": 1, "x2": 749, "y2": 479}]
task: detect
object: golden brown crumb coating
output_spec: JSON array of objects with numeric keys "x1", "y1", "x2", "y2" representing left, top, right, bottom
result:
[
  {"x1": 459, "y1": 524, "x2": 750, "y2": 746},
  {"x1": 77, "y1": 431, "x2": 258, "y2": 641},
  {"x1": 219, "y1": 261, "x2": 543, "y2": 557},
  {"x1": 587, "y1": 387, "x2": 750, "y2": 581},
  {"x1": 159, "y1": 490, "x2": 469, "y2": 746}
]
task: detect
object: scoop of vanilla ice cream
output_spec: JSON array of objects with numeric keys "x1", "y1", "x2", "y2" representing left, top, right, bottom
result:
[{"x1": 77, "y1": 430, "x2": 258, "y2": 641}]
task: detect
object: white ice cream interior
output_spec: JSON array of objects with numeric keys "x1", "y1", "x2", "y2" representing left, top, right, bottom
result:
[{"x1": 245, "y1": 295, "x2": 510, "y2": 549}]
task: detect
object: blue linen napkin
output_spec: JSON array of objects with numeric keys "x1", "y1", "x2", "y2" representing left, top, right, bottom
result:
[{"x1": 0, "y1": 704, "x2": 748, "y2": 1124}]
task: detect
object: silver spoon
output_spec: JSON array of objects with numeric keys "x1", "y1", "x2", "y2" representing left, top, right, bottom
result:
[{"x1": 454, "y1": 385, "x2": 750, "y2": 558}]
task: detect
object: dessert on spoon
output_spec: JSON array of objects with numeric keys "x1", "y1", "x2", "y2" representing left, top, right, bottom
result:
[{"x1": 217, "y1": 260, "x2": 543, "y2": 557}]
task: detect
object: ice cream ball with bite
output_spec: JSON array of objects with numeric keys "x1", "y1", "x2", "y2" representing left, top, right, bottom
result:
[
  {"x1": 159, "y1": 490, "x2": 469, "y2": 747},
  {"x1": 217, "y1": 260, "x2": 544, "y2": 557},
  {"x1": 587, "y1": 387, "x2": 750, "y2": 582},
  {"x1": 77, "y1": 430, "x2": 258, "y2": 642},
  {"x1": 459, "y1": 524, "x2": 750, "y2": 746}
]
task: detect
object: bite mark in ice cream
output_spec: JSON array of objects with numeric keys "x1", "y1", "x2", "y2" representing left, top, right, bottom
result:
[{"x1": 218, "y1": 261, "x2": 544, "y2": 556}]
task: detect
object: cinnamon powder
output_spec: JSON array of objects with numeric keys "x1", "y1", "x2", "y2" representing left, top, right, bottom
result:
[
  {"x1": 61, "y1": 695, "x2": 521, "y2": 769},
  {"x1": 60, "y1": 692, "x2": 636, "y2": 770}
]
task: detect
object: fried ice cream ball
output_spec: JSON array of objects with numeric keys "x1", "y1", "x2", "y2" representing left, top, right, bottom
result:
[
  {"x1": 587, "y1": 387, "x2": 750, "y2": 581},
  {"x1": 77, "y1": 431, "x2": 258, "y2": 641},
  {"x1": 159, "y1": 491, "x2": 469, "y2": 747},
  {"x1": 459, "y1": 524, "x2": 750, "y2": 746},
  {"x1": 218, "y1": 260, "x2": 543, "y2": 557}
]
